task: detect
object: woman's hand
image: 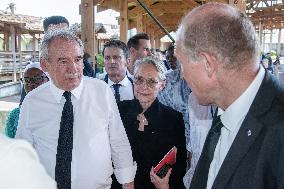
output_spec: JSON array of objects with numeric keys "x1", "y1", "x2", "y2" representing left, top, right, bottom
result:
[{"x1": 150, "y1": 167, "x2": 171, "y2": 189}]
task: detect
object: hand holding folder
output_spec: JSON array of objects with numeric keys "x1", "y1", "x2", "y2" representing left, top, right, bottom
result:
[{"x1": 153, "y1": 146, "x2": 177, "y2": 178}]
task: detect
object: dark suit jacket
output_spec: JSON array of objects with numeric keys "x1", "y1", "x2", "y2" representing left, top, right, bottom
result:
[
  {"x1": 83, "y1": 59, "x2": 96, "y2": 78},
  {"x1": 192, "y1": 71, "x2": 284, "y2": 189},
  {"x1": 118, "y1": 98, "x2": 187, "y2": 189}
]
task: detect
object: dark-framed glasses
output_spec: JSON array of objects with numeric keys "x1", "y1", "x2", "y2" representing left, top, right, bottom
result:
[
  {"x1": 20, "y1": 75, "x2": 49, "y2": 85},
  {"x1": 134, "y1": 75, "x2": 159, "y2": 88}
]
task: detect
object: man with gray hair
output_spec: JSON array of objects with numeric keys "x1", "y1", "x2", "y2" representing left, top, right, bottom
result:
[
  {"x1": 176, "y1": 3, "x2": 284, "y2": 189},
  {"x1": 16, "y1": 29, "x2": 136, "y2": 189}
]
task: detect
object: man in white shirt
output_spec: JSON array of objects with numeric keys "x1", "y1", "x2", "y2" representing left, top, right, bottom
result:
[
  {"x1": 0, "y1": 134, "x2": 56, "y2": 189},
  {"x1": 176, "y1": 3, "x2": 284, "y2": 189},
  {"x1": 127, "y1": 33, "x2": 152, "y2": 78},
  {"x1": 102, "y1": 40, "x2": 134, "y2": 102},
  {"x1": 16, "y1": 29, "x2": 136, "y2": 189}
]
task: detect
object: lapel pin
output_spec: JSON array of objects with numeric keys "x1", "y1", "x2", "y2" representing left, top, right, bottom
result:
[{"x1": 247, "y1": 130, "x2": 252, "y2": 136}]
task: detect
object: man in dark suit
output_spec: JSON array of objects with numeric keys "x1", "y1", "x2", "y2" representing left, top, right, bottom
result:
[{"x1": 175, "y1": 3, "x2": 284, "y2": 189}]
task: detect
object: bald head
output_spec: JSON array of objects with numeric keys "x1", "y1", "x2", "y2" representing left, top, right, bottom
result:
[{"x1": 176, "y1": 3, "x2": 259, "y2": 69}]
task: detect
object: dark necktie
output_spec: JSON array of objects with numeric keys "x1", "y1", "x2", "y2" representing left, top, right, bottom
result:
[
  {"x1": 55, "y1": 91, "x2": 73, "y2": 189},
  {"x1": 112, "y1": 84, "x2": 121, "y2": 102},
  {"x1": 190, "y1": 115, "x2": 224, "y2": 189}
]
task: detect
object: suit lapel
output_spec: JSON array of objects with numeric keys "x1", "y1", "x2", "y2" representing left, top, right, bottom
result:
[
  {"x1": 212, "y1": 71, "x2": 276, "y2": 188},
  {"x1": 212, "y1": 113, "x2": 263, "y2": 188}
]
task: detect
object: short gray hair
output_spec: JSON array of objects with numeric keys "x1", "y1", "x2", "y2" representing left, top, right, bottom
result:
[
  {"x1": 40, "y1": 29, "x2": 84, "y2": 60},
  {"x1": 176, "y1": 3, "x2": 259, "y2": 69},
  {"x1": 134, "y1": 57, "x2": 167, "y2": 80}
]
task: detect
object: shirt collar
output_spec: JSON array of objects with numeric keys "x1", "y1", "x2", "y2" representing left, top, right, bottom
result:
[
  {"x1": 219, "y1": 66, "x2": 265, "y2": 132},
  {"x1": 49, "y1": 78, "x2": 83, "y2": 103},
  {"x1": 108, "y1": 75, "x2": 129, "y2": 87}
]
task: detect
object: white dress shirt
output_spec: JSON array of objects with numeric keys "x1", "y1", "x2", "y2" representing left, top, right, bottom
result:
[
  {"x1": 0, "y1": 134, "x2": 56, "y2": 189},
  {"x1": 126, "y1": 69, "x2": 133, "y2": 80},
  {"x1": 206, "y1": 67, "x2": 265, "y2": 189},
  {"x1": 16, "y1": 76, "x2": 136, "y2": 189},
  {"x1": 108, "y1": 76, "x2": 134, "y2": 101},
  {"x1": 183, "y1": 93, "x2": 214, "y2": 189}
]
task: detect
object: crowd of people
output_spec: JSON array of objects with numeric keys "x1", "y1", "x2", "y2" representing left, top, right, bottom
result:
[{"x1": 2, "y1": 3, "x2": 284, "y2": 189}]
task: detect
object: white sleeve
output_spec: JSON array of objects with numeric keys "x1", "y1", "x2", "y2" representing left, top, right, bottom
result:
[
  {"x1": 0, "y1": 137, "x2": 57, "y2": 189},
  {"x1": 107, "y1": 87, "x2": 137, "y2": 184},
  {"x1": 15, "y1": 98, "x2": 34, "y2": 145}
]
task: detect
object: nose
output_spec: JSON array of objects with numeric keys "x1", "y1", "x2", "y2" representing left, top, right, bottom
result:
[
  {"x1": 146, "y1": 49, "x2": 152, "y2": 56},
  {"x1": 66, "y1": 61, "x2": 79, "y2": 72},
  {"x1": 140, "y1": 80, "x2": 149, "y2": 89}
]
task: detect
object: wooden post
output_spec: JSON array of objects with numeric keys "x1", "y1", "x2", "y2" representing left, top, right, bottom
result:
[
  {"x1": 277, "y1": 29, "x2": 281, "y2": 55},
  {"x1": 269, "y1": 29, "x2": 273, "y2": 52},
  {"x1": 150, "y1": 34, "x2": 155, "y2": 49},
  {"x1": 155, "y1": 37, "x2": 160, "y2": 49},
  {"x1": 228, "y1": 0, "x2": 246, "y2": 12},
  {"x1": 259, "y1": 22, "x2": 263, "y2": 52},
  {"x1": 119, "y1": 0, "x2": 128, "y2": 43},
  {"x1": 17, "y1": 32, "x2": 22, "y2": 78},
  {"x1": 10, "y1": 25, "x2": 16, "y2": 82},
  {"x1": 81, "y1": 0, "x2": 95, "y2": 59},
  {"x1": 262, "y1": 32, "x2": 266, "y2": 52},
  {"x1": 4, "y1": 31, "x2": 9, "y2": 51},
  {"x1": 136, "y1": 14, "x2": 143, "y2": 33},
  {"x1": 32, "y1": 34, "x2": 36, "y2": 62}
]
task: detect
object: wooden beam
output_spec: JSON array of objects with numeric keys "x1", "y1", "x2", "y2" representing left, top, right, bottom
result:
[
  {"x1": 229, "y1": 0, "x2": 246, "y2": 12},
  {"x1": 81, "y1": 0, "x2": 95, "y2": 58},
  {"x1": 119, "y1": 0, "x2": 128, "y2": 43},
  {"x1": 150, "y1": 33, "x2": 155, "y2": 49},
  {"x1": 144, "y1": 13, "x2": 183, "y2": 25},
  {"x1": 154, "y1": 37, "x2": 161, "y2": 49},
  {"x1": 128, "y1": 1, "x2": 189, "y2": 19},
  {"x1": 182, "y1": 0, "x2": 200, "y2": 8},
  {"x1": 136, "y1": 13, "x2": 144, "y2": 33},
  {"x1": 10, "y1": 25, "x2": 16, "y2": 81},
  {"x1": 4, "y1": 31, "x2": 9, "y2": 51}
]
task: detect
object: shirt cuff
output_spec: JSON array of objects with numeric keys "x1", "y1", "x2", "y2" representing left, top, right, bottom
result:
[{"x1": 114, "y1": 162, "x2": 137, "y2": 184}]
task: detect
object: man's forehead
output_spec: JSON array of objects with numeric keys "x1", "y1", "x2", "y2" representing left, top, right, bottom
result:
[
  {"x1": 105, "y1": 47, "x2": 124, "y2": 55},
  {"x1": 138, "y1": 39, "x2": 150, "y2": 47}
]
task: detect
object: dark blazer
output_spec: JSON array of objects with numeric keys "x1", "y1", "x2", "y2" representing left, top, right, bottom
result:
[
  {"x1": 83, "y1": 59, "x2": 96, "y2": 78},
  {"x1": 118, "y1": 98, "x2": 187, "y2": 189},
  {"x1": 191, "y1": 71, "x2": 284, "y2": 189}
]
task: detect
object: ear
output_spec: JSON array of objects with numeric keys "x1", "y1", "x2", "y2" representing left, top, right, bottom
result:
[
  {"x1": 129, "y1": 47, "x2": 137, "y2": 57},
  {"x1": 159, "y1": 80, "x2": 166, "y2": 91},
  {"x1": 40, "y1": 57, "x2": 49, "y2": 72},
  {"x1": 126, "y1": 58, "x2": 131, "y2": 66},
  {"x1": 199, "y1": 52, "x2": 217, "y2": 78}
]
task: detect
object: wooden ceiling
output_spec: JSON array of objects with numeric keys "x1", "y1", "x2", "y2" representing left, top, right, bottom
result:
[
  {"x1": 93, "y1": 0, "x2": 284, "y2": 39},
  {"x1": 247, "y1": 0, "x2": 284, "y2": 30}
]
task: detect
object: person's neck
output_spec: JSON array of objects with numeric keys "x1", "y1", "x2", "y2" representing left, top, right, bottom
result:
[
  {"x1": 139, "y1": 100, "x2": 154, "y2": 112},
  {"x1": 216, "y1": 63, "x2": 260, "y2": 110},
  {"x1": 109, "y1": 74, "x2": 125, "y2": 84}
]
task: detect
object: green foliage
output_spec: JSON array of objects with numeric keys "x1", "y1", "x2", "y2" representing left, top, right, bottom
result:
[{"x1": 96, "y1": 53, "x2": 104, "y2": 73}]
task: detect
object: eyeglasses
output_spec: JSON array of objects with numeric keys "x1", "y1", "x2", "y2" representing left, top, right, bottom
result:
[
  {"x1": 21, "y1": 76, "x2": 48, "y2": 86},
  {"x1": 134, "y1": 75, "x2": 160, "y2": 88}
]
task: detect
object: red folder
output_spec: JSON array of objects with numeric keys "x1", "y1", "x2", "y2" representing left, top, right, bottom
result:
[{"x1": 154, "y1": 146, "x2": 177, "y2": 178}]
